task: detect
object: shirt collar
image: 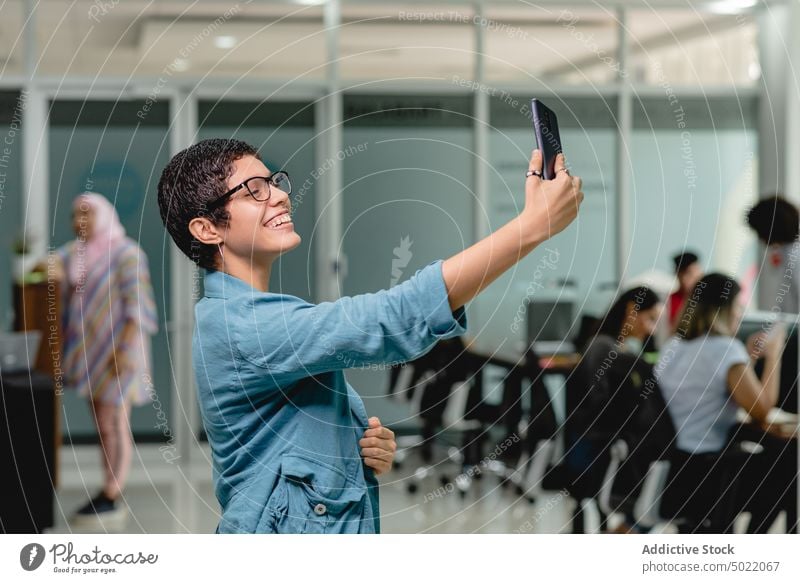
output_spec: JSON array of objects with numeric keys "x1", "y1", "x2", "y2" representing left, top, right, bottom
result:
[{"x1": 203, "y1": 269, "x2": 261, "y2": 299}]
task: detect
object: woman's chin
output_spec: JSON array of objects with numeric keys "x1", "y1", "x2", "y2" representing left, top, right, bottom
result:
[{"x1": 271, "y1": 231, "x2": 302, "y2": 253}]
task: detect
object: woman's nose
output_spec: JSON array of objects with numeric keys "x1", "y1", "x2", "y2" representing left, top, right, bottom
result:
[{"x1": 270, "y1": 187, "x2": 290, "y2": 206}]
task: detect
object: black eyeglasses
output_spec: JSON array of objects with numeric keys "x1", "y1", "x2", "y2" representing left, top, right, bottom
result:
[{"x1": 207, "y1": 171, "x2": 292, "y2": 211}]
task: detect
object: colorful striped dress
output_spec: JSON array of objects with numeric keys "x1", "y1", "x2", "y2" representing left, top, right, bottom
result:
[{"x1": 56, "y1": 238, "x2": 158, "y2": 406}]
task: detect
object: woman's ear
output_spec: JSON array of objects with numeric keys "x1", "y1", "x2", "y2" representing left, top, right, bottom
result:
[{"x1": 188, "y1": 217, "x2": 223, "y2": 245}]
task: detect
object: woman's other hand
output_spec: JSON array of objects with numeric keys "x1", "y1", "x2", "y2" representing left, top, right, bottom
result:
[{"x1": 359, "y1": 416, "x2": 396, "y2": 476}]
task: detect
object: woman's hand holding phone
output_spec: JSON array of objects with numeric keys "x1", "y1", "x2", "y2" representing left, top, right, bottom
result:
[
  {"x1": 441, "y1": 148, "x2": 583, "y2": 311},
  {"x1": 522, "y1": 149, "x2": 584, "y2": 244}
]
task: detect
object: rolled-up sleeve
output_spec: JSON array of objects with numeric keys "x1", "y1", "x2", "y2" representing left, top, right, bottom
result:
[{"x1": 237, "y1": 260, "x2": 466, "y2": 379}]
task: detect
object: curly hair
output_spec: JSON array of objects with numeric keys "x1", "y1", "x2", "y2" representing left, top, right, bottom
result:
[
  {"x1": 157, "y1": 138, "x2": 260, "y2": 271},
  {"x1": 746, "y1": 195, "x2": 799, "y2": 245}
]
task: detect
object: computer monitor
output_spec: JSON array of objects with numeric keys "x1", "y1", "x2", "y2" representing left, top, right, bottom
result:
[
  {"x1": 735, "y1": 310, "x2": 798, "y2": 344},
  {"x1": 0, "y1": 331, "x2": 42, "y2": 375},
  {"x1": 527, "y1": 289, "x2": 577, "y2": 354}
]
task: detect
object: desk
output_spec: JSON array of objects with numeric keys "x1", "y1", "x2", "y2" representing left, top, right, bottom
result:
[
  {"x1": 539, "y1": 353, "x2": 581, "y2": 374},
  {"x1": 13, "y1": 280, "x2": 63, "y2": 487},
  {"x1": 467, "y1": 350, "x2": 579, "y2": 443},
  {"x1": 736, "y1": 408, "x2": 799, "y2": 441},
  {"x1": 0, "y1": 372, "x2": 56, "y2": 533}
]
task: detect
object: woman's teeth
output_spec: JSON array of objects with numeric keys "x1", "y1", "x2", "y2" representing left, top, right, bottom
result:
[{"x1": 266, "y1": 213, "x2": 292, "y2": 229}]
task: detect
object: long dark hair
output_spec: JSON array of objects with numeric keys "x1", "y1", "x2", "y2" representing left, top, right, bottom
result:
[{"x1": 598, "y1": 286, "x2": 661, "y2": 339}]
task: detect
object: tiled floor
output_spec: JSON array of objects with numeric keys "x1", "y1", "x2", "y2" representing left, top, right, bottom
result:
[
  {"x1": 48, "y1": 443, "x2": 786, "y2": 534},
  {"x1": 48, "y1": 443, "x2": 574, "y2": 534}
]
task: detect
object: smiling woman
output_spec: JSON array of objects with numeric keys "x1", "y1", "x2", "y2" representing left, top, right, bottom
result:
[
  {"x1": 185, "y1": 149, "x2": 302, "y2": 292},
  {"x1": 156, "y1": 137, "x2": 582, "y2": 534}
]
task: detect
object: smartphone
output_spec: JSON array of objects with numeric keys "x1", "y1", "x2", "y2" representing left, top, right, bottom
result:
[{"x1": 531, "y1": 99, "x2": 563, "y2": 180}]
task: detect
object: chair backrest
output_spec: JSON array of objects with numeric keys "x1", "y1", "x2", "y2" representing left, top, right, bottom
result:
[
  {"x1": 627, "y1": 372, "x2": 677, "y2": 462},
  {"x1": 522, "y1": 439, "x2": 556, "y2": 498},
  {"x1": 598, "y1": 439, "x2": 629, "y2": 516},
  {"x1": 632, "y1": 460, "x2": 671, "y2": 528},
  {"x1": 441, "y1": 381, "x2": 480, "y2": 430},
  {"x1": 408, "y1": 370, "x2": 436, "y2": 417},
  {"x1": 524, "y1": 348, "x2": 559, "y2": 442},
  {"x1": 564, "y1": 346, "x2": 677, "y2": 521}
]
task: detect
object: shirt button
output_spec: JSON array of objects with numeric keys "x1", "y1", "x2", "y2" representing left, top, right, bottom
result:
[{"x1": 313, "y1": 503, "x2": 327, "y2": 516}]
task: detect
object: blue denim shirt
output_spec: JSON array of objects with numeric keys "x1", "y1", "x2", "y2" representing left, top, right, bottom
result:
[{"x1": 193, "y1": 260, "x2": 467, "y2": 533}]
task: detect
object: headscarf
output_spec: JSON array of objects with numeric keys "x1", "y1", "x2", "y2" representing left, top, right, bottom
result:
[{"x1": 68, "y1": 192, "x2": 127, "y2": 287}]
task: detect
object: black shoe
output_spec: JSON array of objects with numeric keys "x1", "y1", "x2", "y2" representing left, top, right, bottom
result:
[
  {"x1": 71, "y1": 492, "x2": 127, "y2": 529},
  {"x1": 75, "y1": 493, "x2": 116, "y2": 515}
]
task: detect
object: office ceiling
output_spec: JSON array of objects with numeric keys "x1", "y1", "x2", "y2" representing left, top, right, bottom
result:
[{"x1": 0, "y1": 0, "x2": 764, "y2": 84}]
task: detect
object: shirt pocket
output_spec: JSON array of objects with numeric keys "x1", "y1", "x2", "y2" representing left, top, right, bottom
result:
[
  {"x1": 217, "y1": 479, "x2": 273, "y2": 534},
  {"x1": 259, "y1": 452, "x2": 367, "y2": 534}
]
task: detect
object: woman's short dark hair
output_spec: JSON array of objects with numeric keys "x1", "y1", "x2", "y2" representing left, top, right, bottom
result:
[
  {"x1": 746, "y1": 195, "x2": 800, "y2": 245},
  {"x1": 157, "y1": 138, "x2": 260, "y2": 271},
  {"x1": 676, "y1": 273, "x2": 741, "y2": 340},
  {"x1": 598, "y1": 286, "x2": 661, "y2": 339}
]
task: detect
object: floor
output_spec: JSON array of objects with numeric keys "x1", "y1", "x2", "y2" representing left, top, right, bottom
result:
[
  {"x1": 47, "y1": 443, "x2": 575, "y2": 534},
  {"x1": 47, "y1": 443, "x2": 786, "y2": 534}
]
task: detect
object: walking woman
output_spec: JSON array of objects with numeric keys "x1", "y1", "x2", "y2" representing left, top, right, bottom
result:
[{"x1": 51, "y1": 193, "x2": 158, "y2": 529}]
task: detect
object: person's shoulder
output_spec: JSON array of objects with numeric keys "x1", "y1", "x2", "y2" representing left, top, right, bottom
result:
[
  {"x1": 698, "y1": 334, "x2": 748, "y2": 359},
  {"x1": 590, "y1": 334, "x2": 618, "y2": 351},
  {"x1": 121, "y1": 237, "x2": 144, "y2": 253},
  {"x1": 211, "y1": 276, "x2": 309, "y2": 311},
  {"x1": 702, "y1": 334, "x2": 743, "y2": 347},
  {"x1": 245, "y1": 291, "x2": 310, "y2": 310},
  {"x1": 116, "y1": 238, "x2": 150, "y2": 262},
  {"x1": 725, "y1": 336, "x2": 749, "y2": 358},
  {"x1": 579, "y1": 334, "x2": 618, "y2": 361}
]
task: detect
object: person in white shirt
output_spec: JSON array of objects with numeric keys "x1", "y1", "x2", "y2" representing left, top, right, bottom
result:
[{"x1": 655, "y1": 273, "x2": 786, "y2": 531}]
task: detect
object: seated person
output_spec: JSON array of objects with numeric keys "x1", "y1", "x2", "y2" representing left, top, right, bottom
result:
[
  {"x1": 565, "y1": 286, "x2": 663, "y2": 530},
  {"x1": 656, "y1": 274, "x2": 786, "y2": 532},
  {"x1": 668, "y1": 250, "x2": 703, "y2": 330}
]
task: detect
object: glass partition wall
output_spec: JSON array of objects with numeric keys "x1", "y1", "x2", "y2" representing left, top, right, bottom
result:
[
  {"x1": 7, "y1": 0, "x2": 761, "y2": 436},
  {"x1": 48, "y1": 100, "x2": 173, "y2": 441}
]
